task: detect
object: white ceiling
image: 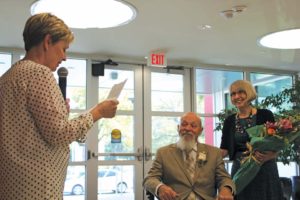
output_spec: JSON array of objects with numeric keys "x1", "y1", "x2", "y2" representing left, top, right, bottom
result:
[{"x1": 0, "y1": 0, "x2": 300, "y2": 72}]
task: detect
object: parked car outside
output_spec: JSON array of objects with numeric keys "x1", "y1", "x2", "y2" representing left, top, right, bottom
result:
[{"x1": 64, "y1": 169, "x2": 128, "y2": 195}]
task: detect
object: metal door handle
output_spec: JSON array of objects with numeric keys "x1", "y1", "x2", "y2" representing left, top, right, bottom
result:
[
  {"x1": 88, "y1": 147, "x2": 154, "y2": 161},
  {"x1": 145, "y1": 147, "x2": 155, "y2": 161},
  {"x1": 89, "y1": 147, "x2": 144, "y2": 161}
]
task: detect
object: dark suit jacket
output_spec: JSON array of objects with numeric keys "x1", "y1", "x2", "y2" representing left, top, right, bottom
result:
[{"x1": 143, "y1": 143, "x2": 235, "y2": 200}]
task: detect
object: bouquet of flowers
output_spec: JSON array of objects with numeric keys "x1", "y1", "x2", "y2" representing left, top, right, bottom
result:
[{"x1": 233, "y1": 117, "x2": 300, "y2": 194}]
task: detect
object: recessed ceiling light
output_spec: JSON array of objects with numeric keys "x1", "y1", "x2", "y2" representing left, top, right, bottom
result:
[
  {"x1": 220, "y1": 10, "x2": 235, "y2": 19},
  {"x1": 259, "y1": 29, "x2": 300, "y2": 49},
  {"x1": 197, "y1": 25, "x2": 212, "y2": 30},
  {"x1": 30, "y1": 0, "x2": 137, "y2": 29}
]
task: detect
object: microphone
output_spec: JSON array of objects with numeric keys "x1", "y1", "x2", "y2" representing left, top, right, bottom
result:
[{"x1": 57, "y1": 67, "x2": 68, "y2": 100}]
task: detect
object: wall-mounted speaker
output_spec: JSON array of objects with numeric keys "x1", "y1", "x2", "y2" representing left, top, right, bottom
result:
[{"x1": 92, "y1": 63, "x2": 105, "y2": 76}]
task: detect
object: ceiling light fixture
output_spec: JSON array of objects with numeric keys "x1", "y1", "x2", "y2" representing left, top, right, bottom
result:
[
  {"x1": 232, "y1": 5, "x2": 247, "y2": 13},
  {"x1": 30, "y1": 0, "x2": 137, "y2": 29},
  {"x1": 220, "y1": 10, "x2": 235, "y2": 19},
  {"x1": 219, "y1": 5, "x2": 247, "y2": 19},
  {"x1": 259, "y1": 29, "x2": 300, "y2": 49},
  {"x1": 197, "y1": 24, "x2": 212, "y2": 30}
]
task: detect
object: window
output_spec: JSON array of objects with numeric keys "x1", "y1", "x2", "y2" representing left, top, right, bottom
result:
[
  {"x1": 149, "y1": 71, "x2": 186, "y2": 153},
  {"x1": 195, "y1": 68, "x2": 243, "y2": 146},
  {"x1": 250, "y1": 72, "x2": 295, "y2": 179},
  {"x1": 0, "y1": 53, "x2": 12, "y2": 76},
  {"x1": 54, "y1": 58, "x2": 87, "y2": 110},
  {"x1": 250, "y1": 72, "x2": 293, "y2": 112},
  {"x1": 151, "y1": 72, "x2": 184, "y2": 112},
  {"x1": 98, "y1": 69, "x2": 135, "y2": 160}
]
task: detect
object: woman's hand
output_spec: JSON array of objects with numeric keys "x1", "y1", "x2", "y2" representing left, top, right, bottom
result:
[
  {"x1": 90, "y1": 99, "x2": 119, "y2": 122},
  {"x1": 254, "y1": 150, "x2": 277, "y2": 163},
  {"x1": 65, "y1": 98, "x2": 70, "y2": 113}
]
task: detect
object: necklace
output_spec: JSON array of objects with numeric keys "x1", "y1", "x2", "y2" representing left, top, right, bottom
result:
[{"x1": 235, "y1": 109, "x2": 256, "y2": 136}]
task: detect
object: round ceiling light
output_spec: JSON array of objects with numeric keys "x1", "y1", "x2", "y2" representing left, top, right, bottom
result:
[
  {"x1": 31, "y1": 0, "x2": 137, "y2": 29},
  {"x1": 259, "y1": 28, "x2": 300, "y2": 49}
]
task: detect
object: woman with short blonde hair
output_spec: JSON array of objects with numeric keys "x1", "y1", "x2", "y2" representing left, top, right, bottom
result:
[
  {"x1": 230, "y1": 80, "x2": 257, "y2": 103},
  {"x1": 220, "y1": 79, "x2": 283, "y2": 200},
  {"x1": 0, "y1": 13, "x2": 118, "y2": 200},
  {"x1": 23, "y1": 13, "x2": 74, "y2": 51}
]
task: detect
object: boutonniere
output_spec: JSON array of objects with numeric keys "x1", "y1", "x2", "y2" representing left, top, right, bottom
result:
[{"x1": 197, "y1": 151, "x2": 207, "y2": 167}]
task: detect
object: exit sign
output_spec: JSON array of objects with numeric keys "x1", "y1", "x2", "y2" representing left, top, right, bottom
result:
[{"x1": 147, "y1": 52, "x2": 167, "y2": 67}]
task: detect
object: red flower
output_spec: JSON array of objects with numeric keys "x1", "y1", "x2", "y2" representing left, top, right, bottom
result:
[{"x1": 277, "y1": 118, "x2": 293, "y2": 130}]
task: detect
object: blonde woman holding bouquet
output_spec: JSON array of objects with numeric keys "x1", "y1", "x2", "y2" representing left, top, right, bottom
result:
[{"x1": 220, "y1": 80, "x2": 283, "y2": 200}]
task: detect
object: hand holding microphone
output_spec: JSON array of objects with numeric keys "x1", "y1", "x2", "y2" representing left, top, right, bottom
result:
[
  {"x1": 57, "y1": 67, "x2": 68, "y2": 100},
  {"x1": 57, "y1": 67, "x2": 70, "y2": 112}
]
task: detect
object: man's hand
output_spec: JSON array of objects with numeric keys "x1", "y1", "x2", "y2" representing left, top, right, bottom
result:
[
  {"x1": 158, "y1": 185, "x2": 178, "y2": 200},
  {"x1": 217, "y1": 186, "x2": 233, "y2": 200}
]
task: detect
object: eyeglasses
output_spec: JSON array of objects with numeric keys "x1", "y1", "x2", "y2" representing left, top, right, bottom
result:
[{"x1": 230, "y1": 89, "x2": 246, "y2": 97}]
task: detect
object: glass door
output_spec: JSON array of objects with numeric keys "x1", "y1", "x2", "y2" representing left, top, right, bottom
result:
[
  {"x1": 143, "y1": 66, "x2": 191, "y2": 188},
  {"x1": 90, "y1": 64, "x2": 143, "y2": 200},
  {"x1": 63, "y1": 62, "x2": 191, "y2": 200}
]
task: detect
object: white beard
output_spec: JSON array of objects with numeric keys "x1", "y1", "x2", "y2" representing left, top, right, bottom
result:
[{"x1": 177, "y1": 131, "x2": 196, "y2": 152}]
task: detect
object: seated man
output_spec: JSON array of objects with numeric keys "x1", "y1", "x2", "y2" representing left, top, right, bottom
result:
[{"x1": 143, "y1": 112, "x2": 235, "y2": 200}]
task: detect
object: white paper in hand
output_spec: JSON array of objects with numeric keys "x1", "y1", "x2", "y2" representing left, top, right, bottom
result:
[{"x1": 106, "y1": 79, "x2": 127, "y2": 99}]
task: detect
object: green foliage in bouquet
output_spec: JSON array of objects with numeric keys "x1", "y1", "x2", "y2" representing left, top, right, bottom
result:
[{"x1": 233, "y1": 119, "x2": 300, "y2": 194}]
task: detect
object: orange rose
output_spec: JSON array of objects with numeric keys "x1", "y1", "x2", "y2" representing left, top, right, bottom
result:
[{"x1": 267, "y1": 128, "x2": 276, "y2": 135}]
